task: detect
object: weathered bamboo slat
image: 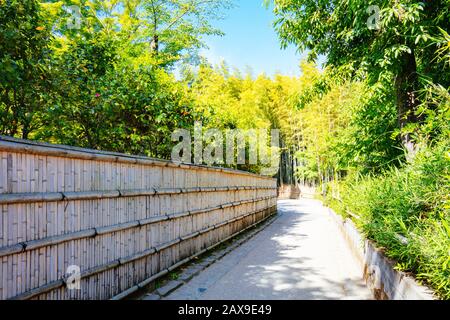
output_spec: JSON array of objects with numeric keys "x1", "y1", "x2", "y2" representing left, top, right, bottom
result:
[
  {"x1": 25, "y1": 229, "x2": 96, "y2": 251},
  {"x1": 0, "y1": 137, "x2": 277, "y2": 300},
  {"x1": 7, "y1": 205, "x2": 276, "y2": 300},
  {"x1": 0, "y1": 196, "x2": 275, "y2": 258},
  {"x1": 63, "y1": 190, "x2": 121, "y2": 201},
  {"x1": 0, "y1": 192, "x2": 63, "y2": 204},
  {"x1": 0, "y1": 186, "x2": 274, "y2": 204}
]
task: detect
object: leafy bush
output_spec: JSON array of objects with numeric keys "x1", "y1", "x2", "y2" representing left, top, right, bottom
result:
[{"x1": 327, "y1": 138, "x2": 450, "y2": 299}]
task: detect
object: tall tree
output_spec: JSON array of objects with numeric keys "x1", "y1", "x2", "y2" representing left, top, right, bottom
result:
[
  {"x1": 0, "y1": 0, "x2": 53, "y2": 138},
  {"x1": 131, "y1": 0, "x2": 232, "y2": 67},
  {"x1": 269, "y1": 0, "x2": 450, "y2": 155}
]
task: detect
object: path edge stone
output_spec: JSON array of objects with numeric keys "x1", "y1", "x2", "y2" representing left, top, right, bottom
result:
[{"x1": 325, "y1": 203, "x2": 436, "y2": 300}]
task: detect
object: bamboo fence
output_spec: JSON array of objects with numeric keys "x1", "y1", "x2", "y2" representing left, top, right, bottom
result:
[
  {"x1": 277, "y1": 185, "x2": 300, "y2": 200},
  {"x1": 0, "y1": 136, "x2": 277, "y2": 300}
]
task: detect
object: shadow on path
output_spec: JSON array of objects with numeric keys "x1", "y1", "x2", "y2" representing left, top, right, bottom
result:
[{"x1": 165, "y1": 199, "x2": 372, "y2": 300}]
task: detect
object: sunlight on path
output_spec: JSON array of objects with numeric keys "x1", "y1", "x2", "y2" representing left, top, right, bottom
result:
[{"x1": 165, "y1": 199, "x2": 373, "y2": 300}]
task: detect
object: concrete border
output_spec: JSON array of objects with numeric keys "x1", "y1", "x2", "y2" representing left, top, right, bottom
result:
[{"x1": 326, "y1": 205, "x2": 436, "y2": 300}]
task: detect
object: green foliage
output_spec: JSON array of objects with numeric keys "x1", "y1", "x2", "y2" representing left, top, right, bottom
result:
[
  {"x1": 271, "y1": 0, "x2": 449, "y2": 83},
  {"x1": 137, "y1": 0, "x2": 233, "y2": 67},
  {"x1": 335, "y1": 81, "x2": 404, "y2": 173},
  {"x1": 416, "y1": 82, "x2": 450, "y2": 141},
  {"x1": 327, "y1": 139, "x2": 450, "y2": 299},
  {"x1": 38, "y1": 61, "x2": 197, "y2": 157},
  {"x1": 0, "y1": 0, "x2": 54, "y2": 138},
  {"x1": 188, "y1": 62, "x2": 300, "y2": 174},
  {"x1": 271, "y1": 0, "x2": 450, "y2": 152},
  {"x1": 0, "y1": 0, "x2": 226, "y2": 158}
]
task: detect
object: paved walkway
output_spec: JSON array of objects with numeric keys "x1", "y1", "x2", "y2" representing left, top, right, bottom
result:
[{"x1": 165, "y1": 199, "x2": 373, "y2": 300}]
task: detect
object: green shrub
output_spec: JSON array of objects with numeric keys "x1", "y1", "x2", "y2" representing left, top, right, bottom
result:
[{"x1": 328, "y1": 139, "x2": 450, "y2": 299}]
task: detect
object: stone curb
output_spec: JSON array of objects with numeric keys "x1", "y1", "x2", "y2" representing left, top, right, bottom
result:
[{"x1": 325, "y1": 204, "x2": 436, "y2": 300}]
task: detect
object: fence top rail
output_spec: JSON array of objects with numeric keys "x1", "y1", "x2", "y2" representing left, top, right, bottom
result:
[{"x1": 0, "y1": 135, "x2": 276, "y2": 181}]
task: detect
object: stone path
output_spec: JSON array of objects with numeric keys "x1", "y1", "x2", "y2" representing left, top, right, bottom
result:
[{"x1": 162, "y1": 199, "x2": 372, "y2": 300}]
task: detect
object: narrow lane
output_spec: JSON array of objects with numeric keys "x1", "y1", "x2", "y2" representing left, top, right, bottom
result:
[{"x1": 165, "y1": 199, "x2": 373, "y2": 300}]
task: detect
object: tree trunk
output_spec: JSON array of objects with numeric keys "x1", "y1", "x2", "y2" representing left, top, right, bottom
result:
[
  {"x1": 22, "y1": 122, "x2": 30, "y2": 140},
  {"x1": 277, "y1": 138, "x2": 294, "y2": 187},
  {"x1": 150, "y1": 35, "x2": 159, "y2": 54},
  {"x1": 395, "y1": 47, "x2": 420, "y2": 158}
]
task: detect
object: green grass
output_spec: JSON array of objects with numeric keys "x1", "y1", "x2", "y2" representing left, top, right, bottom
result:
[
  {"x1": 168, "y1": 272, "x2": 179, "y2": 280},
  {"x1": 325, "y1": 139, "x2": 450, "y2": 299}
]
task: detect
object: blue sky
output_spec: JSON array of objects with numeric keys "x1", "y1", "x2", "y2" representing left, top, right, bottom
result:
[{"x1": 200, "y1": 0, "x2": 306, "y2": 77}]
